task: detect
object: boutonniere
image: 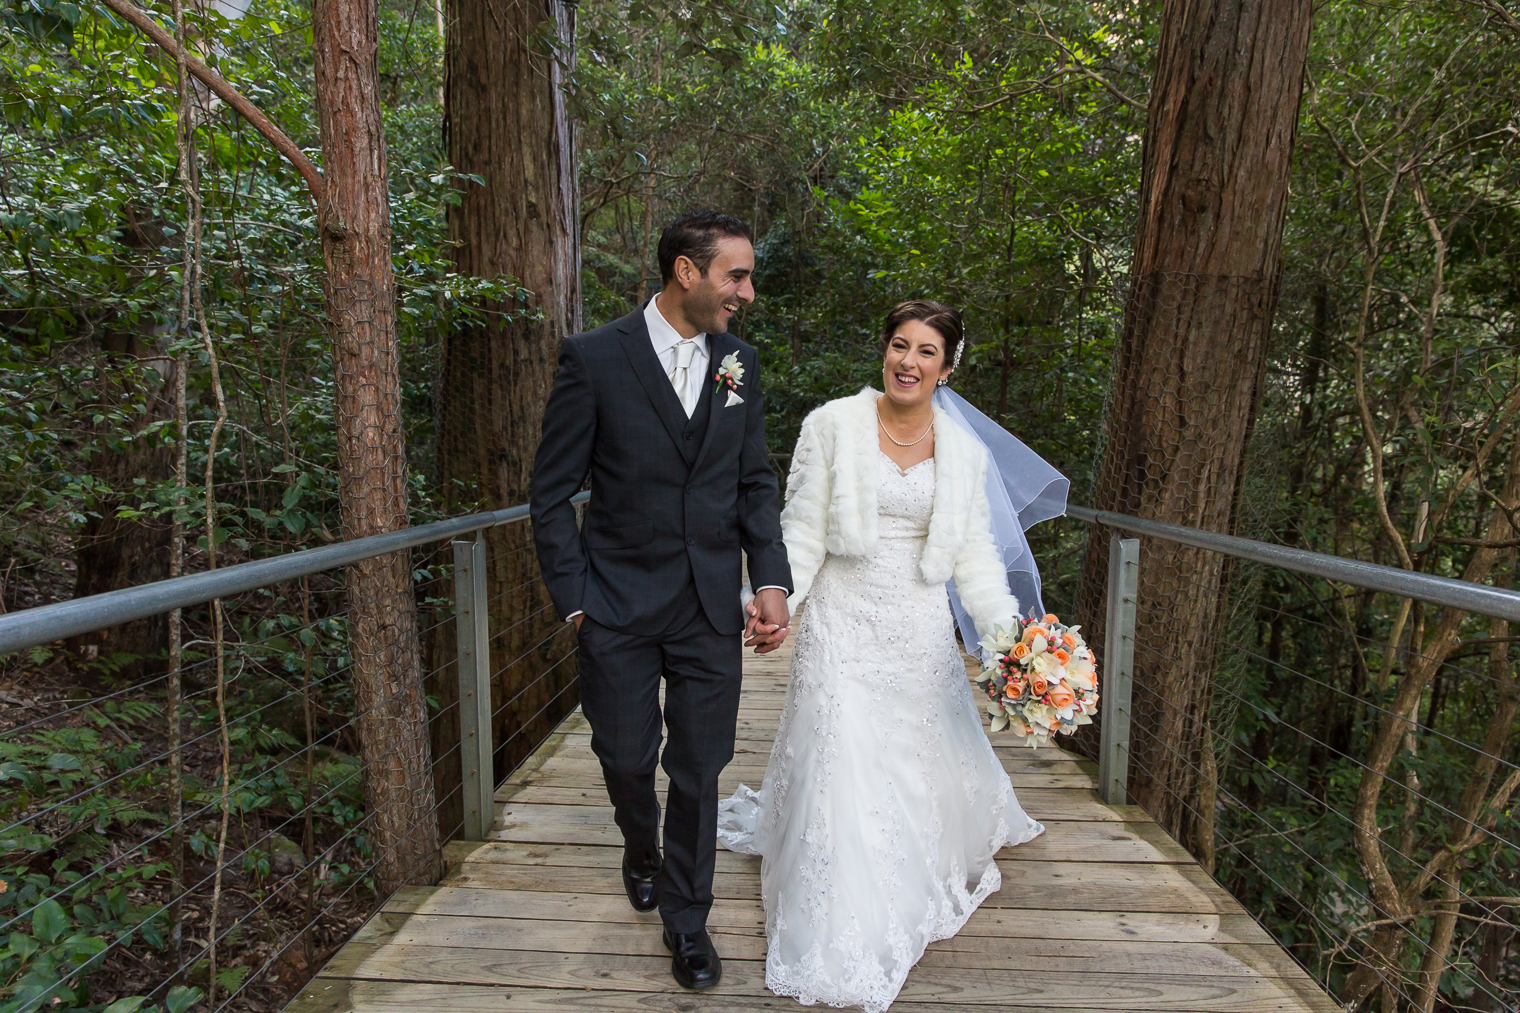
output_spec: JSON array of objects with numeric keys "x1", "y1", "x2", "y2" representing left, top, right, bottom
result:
[
  {"x1": 714, "y1": 352, "x2": 745, "y2": 406},
  {"x1": 714, "y1": 352, "x2": 745, "y2": 393}
]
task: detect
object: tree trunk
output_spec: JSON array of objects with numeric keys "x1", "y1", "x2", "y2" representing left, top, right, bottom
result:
[
  {"x1": 311, "y1": 0, "x2": 439, "y2": 892},
  {"x1": 70, "y1": 340, "x2": 171, "y2": 671},
  {"x1": 430, "y1": 0, "x2": 580, "y2": 838},
  {"x1": 1076, "y1": 0, "x2": 1313, "y2": 851},
  {"x1": 70, "y1": 210, "x2": 178, "y2": 671}
]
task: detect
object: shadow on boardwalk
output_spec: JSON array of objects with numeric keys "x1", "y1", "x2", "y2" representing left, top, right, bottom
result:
[{"x1": 286, "y1": 640, "x2": 1337, "y2": 1013}]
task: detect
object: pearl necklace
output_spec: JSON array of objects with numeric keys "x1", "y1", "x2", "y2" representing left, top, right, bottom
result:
[{"x1": 876, "y1": 404, "x2": 933, "y2": 447}]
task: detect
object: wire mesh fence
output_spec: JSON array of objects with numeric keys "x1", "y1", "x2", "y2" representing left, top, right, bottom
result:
[
  {"x1": 0, "y1": 507, "x2": 578, "y2": 1013},
  {"x1": 1074, "y1": 519, "x2": 1520, "y2": 1012}
]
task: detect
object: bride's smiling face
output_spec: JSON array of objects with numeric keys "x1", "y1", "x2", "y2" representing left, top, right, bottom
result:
[{"x1": 882, "y1": 319, "x2": 951, "y2": 409}]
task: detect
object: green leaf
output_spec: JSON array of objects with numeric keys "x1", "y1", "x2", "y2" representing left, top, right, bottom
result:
[
  {"x1": 8, "y1": 931, "x2": 39, "y2": 959},
  {"x1": 45, "y1": 752, "x2": 81, "y2": 770},
  {"x1": 9, "y1": 966, "x2": 72, "y2": 1010},
  {"x1": 708, "y1": 47, "x2": 743, "y2": 69},
  {"x1": 63, "y1": 932, "x2": 107, "y2": 959},
  {"x1": 166, "y1": 985, "x2": 204, "y2": 1013},
  {"x1": 103, "y1": 998, "x2": 150, "y2": 1013},
  {"x1": 32, "y1": 899, "x2": 67, "y2": 943}
]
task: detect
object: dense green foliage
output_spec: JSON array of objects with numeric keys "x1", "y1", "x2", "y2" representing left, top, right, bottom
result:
[{"x1": 1, "y1": 0, "x2": 1517, "y2": 1009}]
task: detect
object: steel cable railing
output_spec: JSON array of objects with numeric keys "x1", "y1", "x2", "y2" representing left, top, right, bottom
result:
[
  {"x1": 1242, "y1": 593, "x2": 1511, "y2": 691},
  {"x1": 1130, "y1": 674, "x2": 1517, "y2": 922},
  {"x1": 1077, "y1": 507, "x2": 1520, "y2": 1010},
  {"x1": 1127, "y1": 723, "x2": 1517, "y2": 1012},
  {"x1": 1120, "y1": 744, "x2": 1441, "y2": 1012},
  {"x1": 0, "y1": 655, "x2": 474, "y2": 949},
  {"x1": 1166, "y1": 570, "x2": 1520, "y2": 774},
  {"x1": 1124, "y1": 676, "x2": 1517, "y2": 1013},
  {"x1": 0, "y1": 493, "x2": 586, "y2": 1013}
]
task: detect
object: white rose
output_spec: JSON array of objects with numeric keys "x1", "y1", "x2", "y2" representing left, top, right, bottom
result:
[
  {"x1": 1067, "y1": 657, "x2": 1096, "y2": 691},
  {"x1": 1024, "y1": 702, "x2": 1054, "y2": 726}
]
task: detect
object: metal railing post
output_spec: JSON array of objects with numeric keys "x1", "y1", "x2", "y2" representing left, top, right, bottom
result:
[
  {"x1": 1099, "y1": 535, "x2": 1139, "y2": 806},
  {"x1": 452, "y1": 533, "x2": 495, "y2": 841}
]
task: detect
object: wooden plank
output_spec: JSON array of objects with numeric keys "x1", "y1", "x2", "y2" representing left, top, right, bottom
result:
[
  {"x1": 311, "y1": 944, "x2": 1340, "y2": 1011},
  {"x1": 349, "y1": 910, "x2": 1306, "y2": 981},
  {"x1": 488, "y1": 803, "x2": 1191, "y2": 862},
  {"x1": 287, "y1": 978, "x2": 1304, "y2": 1013},
  {"x1": 548, "y1": 730, "x2": 1096, "y2": 775},
  {"x1": 382, "y1": 885, "x2": 1276, "y2": 944},
  {"x1": 507, "y1": 754, "x2": 1099, "y2": 790},
  {"x1": 492, "y1": 784, "x2": 1146, "y2": 823},
  {"x1": 443, "y1": 851, "x2": 1255, "y2": 916},
  {"x1": 286, "y1": 636, "x2": 1335, "y2": 1013}
]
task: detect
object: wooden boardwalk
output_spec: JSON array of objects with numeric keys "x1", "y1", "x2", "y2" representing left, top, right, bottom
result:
[{"x1": 288, "y1": 641, "x2": 1337, "y2": 1013}]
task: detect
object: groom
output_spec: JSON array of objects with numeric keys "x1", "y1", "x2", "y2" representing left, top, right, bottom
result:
[{"x1": 530, "y1": 210, "x2": 793, "y2": 989}]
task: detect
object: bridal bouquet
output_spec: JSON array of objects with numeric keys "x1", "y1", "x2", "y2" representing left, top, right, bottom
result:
[{"x1": 976, "y1": 614, "x2": 1099, "y2": 747}]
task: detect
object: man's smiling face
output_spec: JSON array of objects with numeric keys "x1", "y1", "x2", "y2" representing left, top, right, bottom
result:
[{"x1": 684, "y1": 236, "x2": 755, "y2": 335}]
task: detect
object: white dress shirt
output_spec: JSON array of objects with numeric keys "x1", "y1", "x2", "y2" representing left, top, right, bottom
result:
[
  {"x1": 646, "y1": 295, "x2": 709, "y2": 416},
  {"x1": 565, "y1": 297, "x2": 786, "y2": 622}
]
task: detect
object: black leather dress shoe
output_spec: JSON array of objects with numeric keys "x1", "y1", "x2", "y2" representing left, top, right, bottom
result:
[
  {"x1": 663, "y1": 927, "x2": 722, "y2": 990},
  {"x1": 621, "y1": 855, "x2": 660, "y2": 912}
]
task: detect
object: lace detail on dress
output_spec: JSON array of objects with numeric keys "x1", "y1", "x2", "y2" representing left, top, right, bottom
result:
[{"x1": 719, "y1": 450, "x2": 1044, "y2": 1012}]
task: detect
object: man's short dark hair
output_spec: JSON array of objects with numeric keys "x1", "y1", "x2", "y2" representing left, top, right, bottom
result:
[{"x1": 657, "y1": 210, "x2": 752, "y2": 283}]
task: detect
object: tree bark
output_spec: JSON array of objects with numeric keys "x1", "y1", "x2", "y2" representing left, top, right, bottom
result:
[
  {"x1": 311, "y1": 0, "x2": 439, "y2": 891},
  {"x1": 70, "y1": 326, "x2": 172, "y2": 670},
  {"x1": 430, "y1": 0, "x2": 580, "y2": 837},
  {"x1": 1076, "y1": 0, "x2": 1313, "y2": 850}
]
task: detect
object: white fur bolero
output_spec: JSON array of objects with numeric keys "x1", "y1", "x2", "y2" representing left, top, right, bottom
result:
[{"x1": 781, "y1": 387, "x2": 1019, "y2": 639}]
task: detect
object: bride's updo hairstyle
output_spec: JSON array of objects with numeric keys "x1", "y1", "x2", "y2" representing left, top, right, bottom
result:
[{"x1": 880, "y1": 300, "x2": 964, "y2": 373}]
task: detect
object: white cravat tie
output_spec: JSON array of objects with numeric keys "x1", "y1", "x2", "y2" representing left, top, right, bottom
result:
[{"x1": 670, "y1": 339, "x2": 698, "y2": 417}]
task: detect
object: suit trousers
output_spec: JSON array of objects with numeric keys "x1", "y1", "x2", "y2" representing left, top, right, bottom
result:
[{"x1": 576, "y1": 580, "x2": 742, "y2": 934}]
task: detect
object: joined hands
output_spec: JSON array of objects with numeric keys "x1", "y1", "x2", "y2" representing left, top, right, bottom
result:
[{"x1": 744, "y1": 587, "x2": 791, "y2": 654}]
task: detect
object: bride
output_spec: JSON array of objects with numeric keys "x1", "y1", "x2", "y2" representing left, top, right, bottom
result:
[{"x1": 719, "y1": 300, "x2": 1065, "y2": 1011}]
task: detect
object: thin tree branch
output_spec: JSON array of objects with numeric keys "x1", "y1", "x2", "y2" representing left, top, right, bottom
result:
[{"x1": 96, "y1": 0, "x2": 326, "y2": 203}]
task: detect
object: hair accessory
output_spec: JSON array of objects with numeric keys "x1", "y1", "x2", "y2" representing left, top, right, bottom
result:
[{"x1": 937, "y1": 342, "x2": 961, "y2": 386}]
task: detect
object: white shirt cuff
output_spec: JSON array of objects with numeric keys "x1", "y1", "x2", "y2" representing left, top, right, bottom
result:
[
  {"x1": 565, "y1": 610, "x2": 583, "y2": 622},
  {"x1": 753, "y1": 586, "x2": 788, "y2": 594}
]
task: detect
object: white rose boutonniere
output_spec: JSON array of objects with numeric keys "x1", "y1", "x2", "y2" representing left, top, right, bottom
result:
[{"x1": 715, "y1": 352, "x2": 745, "y2": 406}]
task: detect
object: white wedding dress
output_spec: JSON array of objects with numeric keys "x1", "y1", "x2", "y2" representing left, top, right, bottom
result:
[{"x1": 718, "y1": 450, "x2": 1044, "y2": 1012}]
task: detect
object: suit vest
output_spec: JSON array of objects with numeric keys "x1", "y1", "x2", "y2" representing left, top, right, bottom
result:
[{"x1": 676, "y1": 363, "x2": 715, "y2": 466}]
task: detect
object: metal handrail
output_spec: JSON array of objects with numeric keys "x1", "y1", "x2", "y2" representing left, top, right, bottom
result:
[
  {"x1": 1068, "y1": 504, "x2": 1520, "y2": 623},
  {"x1": 1073, "y1": 503, "x2": 1519, "y2": 1011},
  {"x1": 1071, "y1": 503, "x2": 1520, "y2": 808},
  {"x1": 0, "y1": 491, "x2": 588, "y2": 655}
]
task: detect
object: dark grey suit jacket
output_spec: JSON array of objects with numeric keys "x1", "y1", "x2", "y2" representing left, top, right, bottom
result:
[{"x1": 529, "y1": 305, "x2": 793, "y2": 636}]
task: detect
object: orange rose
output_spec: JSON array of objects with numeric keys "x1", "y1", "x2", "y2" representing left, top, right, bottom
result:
[
  {"x1": 1021, "y1": 625, "x2": 1041, "y2": 645},
  {"x1": 1005, "y1": 677, "x2": 1026, "y2": 697},
  {"x1": 1062, "y1": 632, "x2": 1077, "y2": 648},
  {"x1": 1043, "y1": 613, "x2": 1059, "y2": 624},
  {"x1": 1012, "y1": 643, "x2": 1030, "y2": 659},
  {"x1": 1047, "y1": 684, "x2": 1076, "y2": 710},
  {"x1": 1053, "y1": 648, "x2": 1071, "y2": 664},
  {"x1": 1030, "y1": 675, "x2": 1049, "y2": 696}
]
